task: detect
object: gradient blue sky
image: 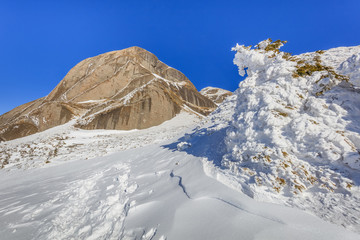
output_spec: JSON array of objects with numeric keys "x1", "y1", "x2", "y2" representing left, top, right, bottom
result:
[{"x1": 1, "y1": 0, "x2": 359, "y2": 114}]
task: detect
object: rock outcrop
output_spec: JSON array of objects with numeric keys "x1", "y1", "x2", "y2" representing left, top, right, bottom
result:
[
  {"x1": 0, "y1": 47, "x2": 217, "y2": 141},
  {"x1": 200, "y1": 87, "x2": 233, "y2": 104}
]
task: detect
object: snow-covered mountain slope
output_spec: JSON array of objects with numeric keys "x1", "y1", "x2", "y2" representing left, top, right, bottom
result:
[
  {"x1": 1, "y1": 132, "x2": 359, "y2": 239},
  {"x1": 178, "y1": 40, "x2": 360, "y2": 233},
  {"x1": 0, "y1": 112, "x2": 201, "y2": 170}
]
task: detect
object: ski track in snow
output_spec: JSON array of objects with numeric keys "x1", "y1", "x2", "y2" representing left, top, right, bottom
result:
[
  {"x1": 2, "y1": 163, "x2": 135, "y2": 240},
  {"x1": 38, "y1": 164, "x2": 134, "y2": 240}
]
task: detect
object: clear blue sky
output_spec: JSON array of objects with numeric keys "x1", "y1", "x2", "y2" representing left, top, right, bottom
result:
[{"x1": 1, "y1": 0, "x2": 359, "y2": 115}]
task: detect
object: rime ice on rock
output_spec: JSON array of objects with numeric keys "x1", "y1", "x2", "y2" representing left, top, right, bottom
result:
[{"x1": 221, "y1": 39, "x2": 360, "y2": 231}]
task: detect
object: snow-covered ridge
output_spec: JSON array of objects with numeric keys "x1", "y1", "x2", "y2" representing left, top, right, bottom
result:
[{"x1": 178, "y1": 40, "x2": 360, "y2": 232}]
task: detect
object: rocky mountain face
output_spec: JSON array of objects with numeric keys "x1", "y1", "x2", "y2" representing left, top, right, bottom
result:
[
  {"x1": 200, "y1": 87, "x2": 233, "y2": 104},
  {"x1": 0, "y1": 47, "x2": 218, "y2": 141}
]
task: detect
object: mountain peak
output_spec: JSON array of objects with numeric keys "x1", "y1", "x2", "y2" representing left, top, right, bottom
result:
[
  {"x1": 0, "y1": 48, "x2": 217, "y2": 141},
  {"x1": 200, "y1": 87, "x2": 233, "y2": 104}
]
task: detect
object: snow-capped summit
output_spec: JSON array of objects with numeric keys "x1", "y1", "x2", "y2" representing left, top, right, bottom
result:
[
  {"x1": 200, "y1": 86, "x2": 233, "y2": 104},
  {"x1": 0, "y1": 47, "x2": 217, "y2": 141}
]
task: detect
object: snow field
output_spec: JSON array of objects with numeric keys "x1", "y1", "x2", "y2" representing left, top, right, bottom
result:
[{"x1": 1, "y1": 142, "x2": 359, "y2": 239}]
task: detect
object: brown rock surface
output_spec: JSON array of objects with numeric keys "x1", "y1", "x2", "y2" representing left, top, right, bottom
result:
[
  {"x1": 200, "y1": 87, "x2": 233, "y2": 104},
  {"x1": 0, "y1": 47, "x2": 217, "y2": 141}
]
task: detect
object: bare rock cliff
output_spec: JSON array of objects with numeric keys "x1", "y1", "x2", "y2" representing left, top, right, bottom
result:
[{"x1": 0, "y1": 47, "x2": 217, "y2": 141}]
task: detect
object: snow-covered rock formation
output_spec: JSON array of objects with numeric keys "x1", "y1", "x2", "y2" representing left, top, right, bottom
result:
[
  {"x1": 227, "y1": 39, "x2": 360, "y2": 231},
  {"x1": 179, "y1": 39, "x2": 360, "y2": 232}
]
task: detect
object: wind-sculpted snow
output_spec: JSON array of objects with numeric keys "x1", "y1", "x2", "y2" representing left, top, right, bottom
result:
[
  {"x1": 338, "y1": 52, "x2": 360, "y2": 88},
  {"x1": 1, "y1": 140, "x2": 359, "y2": 239},
  {"x1": 223, "y1": 40, "x2": 360, "y2": 232}
]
